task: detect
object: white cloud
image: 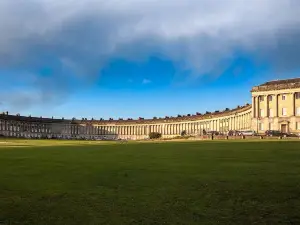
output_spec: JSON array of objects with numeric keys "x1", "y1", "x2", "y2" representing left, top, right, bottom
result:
[
  {"x1": 0, "y1": 0, "x2": 300, "y2": 110},
  {"x1": 0, "y1": 0, "x2": 299, "y2": 75}
]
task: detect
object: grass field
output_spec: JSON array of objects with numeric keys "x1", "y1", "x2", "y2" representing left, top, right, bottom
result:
[{"x1": 1, "y1": 139, "x2": 300, "y2": 225}]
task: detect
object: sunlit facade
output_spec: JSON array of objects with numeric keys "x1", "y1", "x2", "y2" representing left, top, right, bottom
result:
[{"x1": 1, "y1": 78, "x2": 299, "y2": 139}]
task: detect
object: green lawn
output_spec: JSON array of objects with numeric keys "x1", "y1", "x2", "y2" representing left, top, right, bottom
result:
[{"x1": 1, "y1": 140, "x2": 300, "y2": 225}]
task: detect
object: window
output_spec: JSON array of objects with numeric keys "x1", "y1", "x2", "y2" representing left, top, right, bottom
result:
[
  {"x1": 268, "y1": 95, "x2": 273, "y2": 101},
  {"x1": 260, "y1": 96, "x2": 264, "y2": 102},
  {"x1": 296, "y1": 92, "x2": 300, "y2": 99},
  {"x1": 297, "y1": 107, "x2": 300, "y2": 116},
  {"x1": 269, "y1": 109, "x2": 273, "y2": 117},
  {"x1": 297, "y1": 122, "x2": 300, "y2": 130},
  {"x1": 282, "y1": 108, "x2": 287, "y2": 116},
  {"x1": 260, "y1": 109, "x2": 264, "y2": 117},
  {"x1": 269, "y1": 123, "x2": 273, "y2": 130},
  {"x1": 259, "y1": 123, "x2": 264, "y2": 131},
  {"x1": 282, "y1": 95, "x2": 286, "y2": 100}
]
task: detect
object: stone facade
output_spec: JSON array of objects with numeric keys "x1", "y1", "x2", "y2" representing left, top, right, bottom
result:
[
  {"x1": 0, "y1": 78, "x2": 299, "y2": 139},
  {"x1": 0, "y1": 105, "x2": 252, "y2": 140},
  {"x1": 251, "y1": 78, "x2": 300, "y2": 134}
]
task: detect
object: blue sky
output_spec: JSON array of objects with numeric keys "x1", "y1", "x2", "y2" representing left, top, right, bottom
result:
[{"x1": 1, "y1": 0, "x2": 300, "y2": 119}]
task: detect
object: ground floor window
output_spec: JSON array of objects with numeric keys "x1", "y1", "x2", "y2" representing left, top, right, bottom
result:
[
  {"x1": 259, "y1": 123, "x2": 264, "y2": 131},
  {"x1": 269, "y1": 123, "x2": 273, "y2": 130}
]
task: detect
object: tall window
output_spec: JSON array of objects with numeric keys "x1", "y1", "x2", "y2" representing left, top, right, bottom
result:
[
  {"x1": 269, "y1": 109, "x2": 273, "y2": 117},
  {"x1": 260, "y1": 109, "x2": 264, "y2": 117},
  {"x1": 282, "y1": 108, "x2": 287, "y2": 116},
  {"x1": 282, "y1": 95, "x2": 286, "y2": 100},
  {"x1": 259, "y1": 123, "x2": 264, "y2": 131},
  {"x1": 260, "y1": 96, "x2": 264, "y2": 102},
  {"x1": 297, "y1": 107, "x2": 300, "y2": 116},
  {"x1": 296, "y1": 92, "x2": 300, "y2": 99},
  {"x1": 269, "y1": 122, "x2": 273, "y2": 130},
  {"x1": 268, "y1": 95, "x2": 273, "y2": 101}
]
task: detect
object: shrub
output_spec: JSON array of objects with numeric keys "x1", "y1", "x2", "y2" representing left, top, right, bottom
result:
[{"x1": 149, "y1": 132, "x2": 162, "y2": 139}]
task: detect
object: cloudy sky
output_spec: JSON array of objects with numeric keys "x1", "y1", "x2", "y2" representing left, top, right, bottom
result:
[{"x1": 1, "y1": 0, "x2": 300, "y2": 119}]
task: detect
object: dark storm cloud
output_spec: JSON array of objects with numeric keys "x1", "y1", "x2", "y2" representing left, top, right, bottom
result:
[{"x1": 252, "y1": 28, "x2": 300, "y2": 72}]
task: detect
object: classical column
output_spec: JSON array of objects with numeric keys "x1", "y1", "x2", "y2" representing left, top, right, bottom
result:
[
  {"x1": 292, "y1": 92, "x2": 296, "y2": 116},
  {"x1": 241, "y1": 115, "x2": 243, "y2": 130},
  {"x1": 275, "y1": 94, "x2": 278, "y2": 117},
  {"x1": 256, "y1": 96, "x2": 260, "y2": 119},
  {"x1": 252, "y1": 96, "x2": 256, "y2": 118},
  {"x1": 265, "y1": 95, "x2": 269, "y2": 117},
  {"x1": 234, "y1": 116, "x2": 237, "y2": 130}
]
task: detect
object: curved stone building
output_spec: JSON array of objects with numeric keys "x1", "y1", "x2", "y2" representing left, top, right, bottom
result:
[{"x1": 0, "y1": 78, "x2": 299, "y2": 139}]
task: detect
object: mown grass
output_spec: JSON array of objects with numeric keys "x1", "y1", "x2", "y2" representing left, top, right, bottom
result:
[{"x1": 0, "y1": 140, "x2": 300, "y2": 225}]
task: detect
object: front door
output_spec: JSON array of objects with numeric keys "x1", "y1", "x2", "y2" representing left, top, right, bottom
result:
[{"x1": 281, "y1": 124, "x2": 287, "y2": 133}]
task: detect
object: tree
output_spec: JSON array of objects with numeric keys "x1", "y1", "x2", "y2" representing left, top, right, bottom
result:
[{"x1": 149, "y1": 132, "x2": 162, "y2": 139}]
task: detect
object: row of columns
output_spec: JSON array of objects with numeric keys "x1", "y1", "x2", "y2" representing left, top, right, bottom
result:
[
  {"x1": 0, "y1": 110, "x2": 252, "y2": 138},
  {"x1": 253, "y1": 92, "x2": 299, "y2": 118}
]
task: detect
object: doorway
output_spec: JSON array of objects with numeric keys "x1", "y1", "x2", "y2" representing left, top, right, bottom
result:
[{"x1": 281, "y1": 124, "x2": 288, "y2": 133}]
